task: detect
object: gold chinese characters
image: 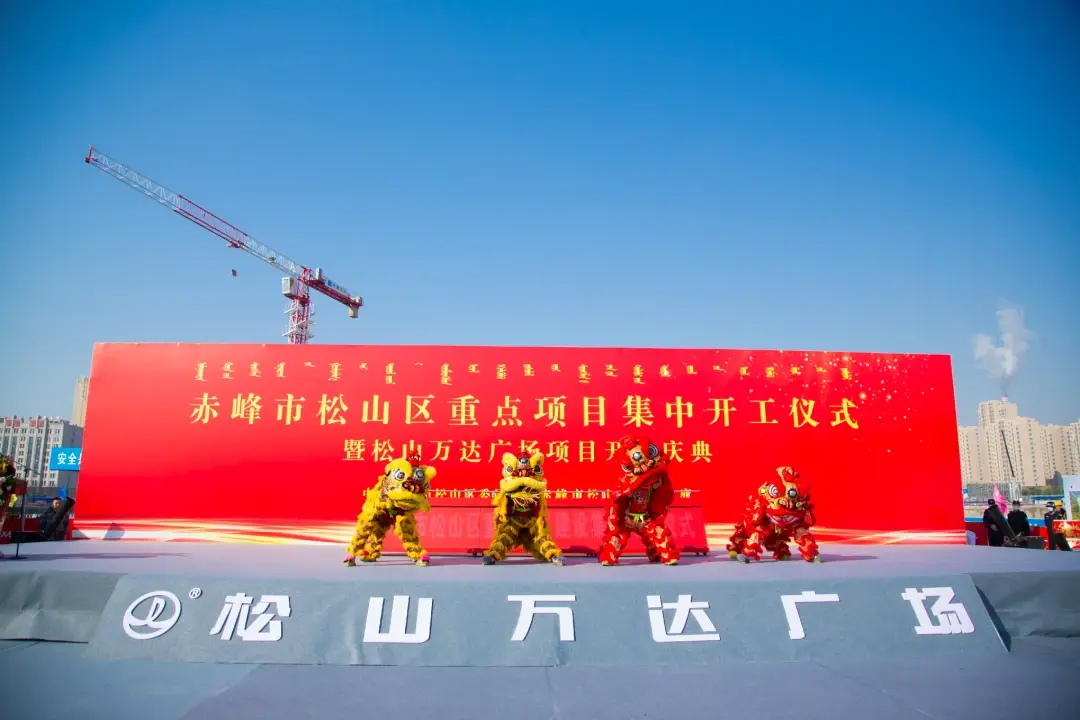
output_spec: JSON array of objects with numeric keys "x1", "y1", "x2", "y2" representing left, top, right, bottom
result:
[
  {"x1": 189, "y1": 393, "x2": 862, "y2": 430},
  {"x1": 340, "y1": 438, "x2": 722, "y2": 465}
]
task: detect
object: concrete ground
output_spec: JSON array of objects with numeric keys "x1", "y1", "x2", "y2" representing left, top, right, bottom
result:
[{"x1": 3, "y1": 636, "x2": 1078, "y2": 720}]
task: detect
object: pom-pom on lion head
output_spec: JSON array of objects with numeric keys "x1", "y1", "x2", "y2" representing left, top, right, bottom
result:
[
  {"x1": 498, "y1": 450, "x2": 547, "y2": 511},
  {"x1": 759, "y1": 465, "x2": 810, "y2": 512},
  {"x1": 380, "y1": 453, "x2": 435, "y2": 512}
]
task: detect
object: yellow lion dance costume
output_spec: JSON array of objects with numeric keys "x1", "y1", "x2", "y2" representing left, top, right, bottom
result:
[
  {"x1": 0, "y1": 454, "x2": 17, "y2": 530},
  {"x1": 344, "y1": 453, "x2": 435, "y2": 567},
  {"x1": 481, "y1": 450, "x2": 563, "y2": 566}
]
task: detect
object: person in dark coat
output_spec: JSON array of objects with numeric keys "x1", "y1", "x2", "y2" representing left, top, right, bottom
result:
[
  {"x1": 37, "y1": 497, "x2": 69, "y2": 541},
  {"x1": 1007, "y1": 500, "x2": 1031, "y2": 537},
  {"x1": 1044, "y1": 502, "x2": 1068, "y2": 550},
  {"x1": 983, "y1": 499, "x2": 1005, "y2": 547}
]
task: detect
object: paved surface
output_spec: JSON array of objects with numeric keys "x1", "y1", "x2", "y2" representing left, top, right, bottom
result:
[
  {"x1": 2, "y1": 636, "x2": 1079, "y2": 720},
  {"x1": 3, "y1": 539, "x2": 1078, "y2": 582}
]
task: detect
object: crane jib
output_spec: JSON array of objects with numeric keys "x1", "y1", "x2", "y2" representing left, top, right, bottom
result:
[{"x1": 84, "y1": 145, "x2": 363, "y2": 341}]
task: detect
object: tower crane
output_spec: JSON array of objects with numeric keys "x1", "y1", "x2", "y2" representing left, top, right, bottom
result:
[{"x1": 84, "y1": 146, "x2": 363, "y2": 344}]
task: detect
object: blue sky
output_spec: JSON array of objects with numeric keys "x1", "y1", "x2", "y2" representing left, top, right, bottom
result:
[{"x1": 1, "y1": 1, "x2": 1077, "y2": 426}]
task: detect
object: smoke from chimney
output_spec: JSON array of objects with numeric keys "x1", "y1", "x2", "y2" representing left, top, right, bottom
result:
[{"x1": 973, "y1": 304, "x2": 1033, "y2": 398}]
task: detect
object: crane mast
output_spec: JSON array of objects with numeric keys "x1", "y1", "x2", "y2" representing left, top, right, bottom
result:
[{"x1": 84, "y1": 146, "x2": 363, "y2": 344}]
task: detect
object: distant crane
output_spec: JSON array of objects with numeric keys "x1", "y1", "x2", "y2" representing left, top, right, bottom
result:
[
  {"x1": 85, "y1": 147, "x2": 363, "y2": 344},
  {"x1": 1000, "y1": 426, "x2": 1020, "y2": 502}
]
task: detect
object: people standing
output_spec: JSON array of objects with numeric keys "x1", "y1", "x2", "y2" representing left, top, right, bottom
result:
[
  {"x1": 983, "y1": 499, "x2": 1005, "y2": 547},
  {"x1": 1007, "y1": 500, "x2": 1031, "y2": 537},
  {"x1": 37, "y1": 497, "x2": 69, "y2": 541},
  {"x1": 1044, "y1": 502, "x2": 1069, "y2": 550}
]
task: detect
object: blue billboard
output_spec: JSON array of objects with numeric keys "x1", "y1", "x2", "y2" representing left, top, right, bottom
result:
[{"x1": 49, "y1": 447, "x2": 83, "y2": 471}]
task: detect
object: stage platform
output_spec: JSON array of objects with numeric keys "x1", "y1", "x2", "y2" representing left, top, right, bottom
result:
[
  {"x1": 2, "y1": 541, "x2": 1078, "y2": 647},
  {"x1": 3, "y1": 538, "x2": 1077, "y2": 581},
  {"x1": 2, "y1": 541, "x2": 1080, "y2": 720}
]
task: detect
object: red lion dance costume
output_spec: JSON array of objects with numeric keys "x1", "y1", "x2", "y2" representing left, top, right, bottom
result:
[
  {"x1": 727, "y1": 465, "x2": 821, "y2": 563},
  {"x1": 599, "y1": 436, "x2": 680, "y2": 566}
]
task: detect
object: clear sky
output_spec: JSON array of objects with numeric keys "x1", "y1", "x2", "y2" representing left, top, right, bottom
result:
[{"x1": 1, "y1": 1, "x2": 1077, "y2": 427}]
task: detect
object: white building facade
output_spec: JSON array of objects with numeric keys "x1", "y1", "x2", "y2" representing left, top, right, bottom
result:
[{"x1": 0, "y1": 416, "x2": 83, "y2": 491}]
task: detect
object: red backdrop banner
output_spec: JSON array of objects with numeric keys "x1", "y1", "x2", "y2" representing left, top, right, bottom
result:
[{"x1": 73, "y1": 343, "x2": 964, "y2": 545}]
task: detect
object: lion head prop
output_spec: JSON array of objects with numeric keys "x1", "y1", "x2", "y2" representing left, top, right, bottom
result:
[
  {"x1": 759, "y1": 465, "x2": 811, "y2": 517},
  {"x1": 617, "y1": 436, "x2": 669, "y2": 490},
  {"x1": 497, "y1": 450, "x2": 547, "y2": 513},
  {"x1": 379, "y1": 453, "x2": 435, "y2": 513}
]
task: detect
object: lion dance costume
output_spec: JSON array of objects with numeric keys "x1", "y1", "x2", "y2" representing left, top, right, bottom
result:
[
  {"x1": 482, "y1": 451, "x2": 563, "y2": 565},
  {"x1": 345, "y1": 454, "x2": 435, "y2": 567},
  {"x1": 0, "y1": 454, "x2": 16, "y2": 531},
  {"x1": 599, "y1": 436, "x2": 680, "y2": 566},
  {"x1": 727, "y1": 465, "x2": 821, "y2": 563}
]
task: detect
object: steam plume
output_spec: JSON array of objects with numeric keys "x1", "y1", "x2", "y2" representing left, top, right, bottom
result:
[{"x1": 973, "y1": 304, "x2": 1033, "y2": 398}]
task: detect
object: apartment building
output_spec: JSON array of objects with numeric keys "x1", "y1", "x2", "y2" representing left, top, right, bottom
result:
[
  {"x1": 959, "y1": 400, "x2": 1080, "y2": 488},
  {"x1": 0, "y1": 416, "x2": 83, "y2": 490}
]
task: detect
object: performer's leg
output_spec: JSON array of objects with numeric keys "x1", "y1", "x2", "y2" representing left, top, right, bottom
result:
[
  {"x1": 527, "y1": 523, "x2": 564, "y2": 565},
  {"x1": 641, "y1": 520, "x2": 680, "y2": 565},
  {"x1": 345, "y1": 513, "x2": 378, "y2": 566},
  {"x1": 483, "y1": 523, "x2": 519, "y2": 564},
  {"x1": 641, "y1": 523, "x2": 664, "y2": 562},
  {"x1": 395, "y1": 514, "x2": 430, "y2": 566},
  {"x1": 521, "y1": 535, "x2": 556, "y2": 564},
  {"x1": 599, "y1": 527, "x2": 632, "y2": 565},
  {"x1": 363, "y1": 524, "x2": 389, "y2": 562},
  {"x1": 727, "y1": 524, "x2": 748, "y2": 559},
  {"x1": 741, "y1": 528, "x2": 765, "y2": 562},
  {"x1": 766, "y1": 532, "x2": 792, "y2": 561},
  {"x1": 793, "y1": 526, "x2": 821, "y2": 562}
]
